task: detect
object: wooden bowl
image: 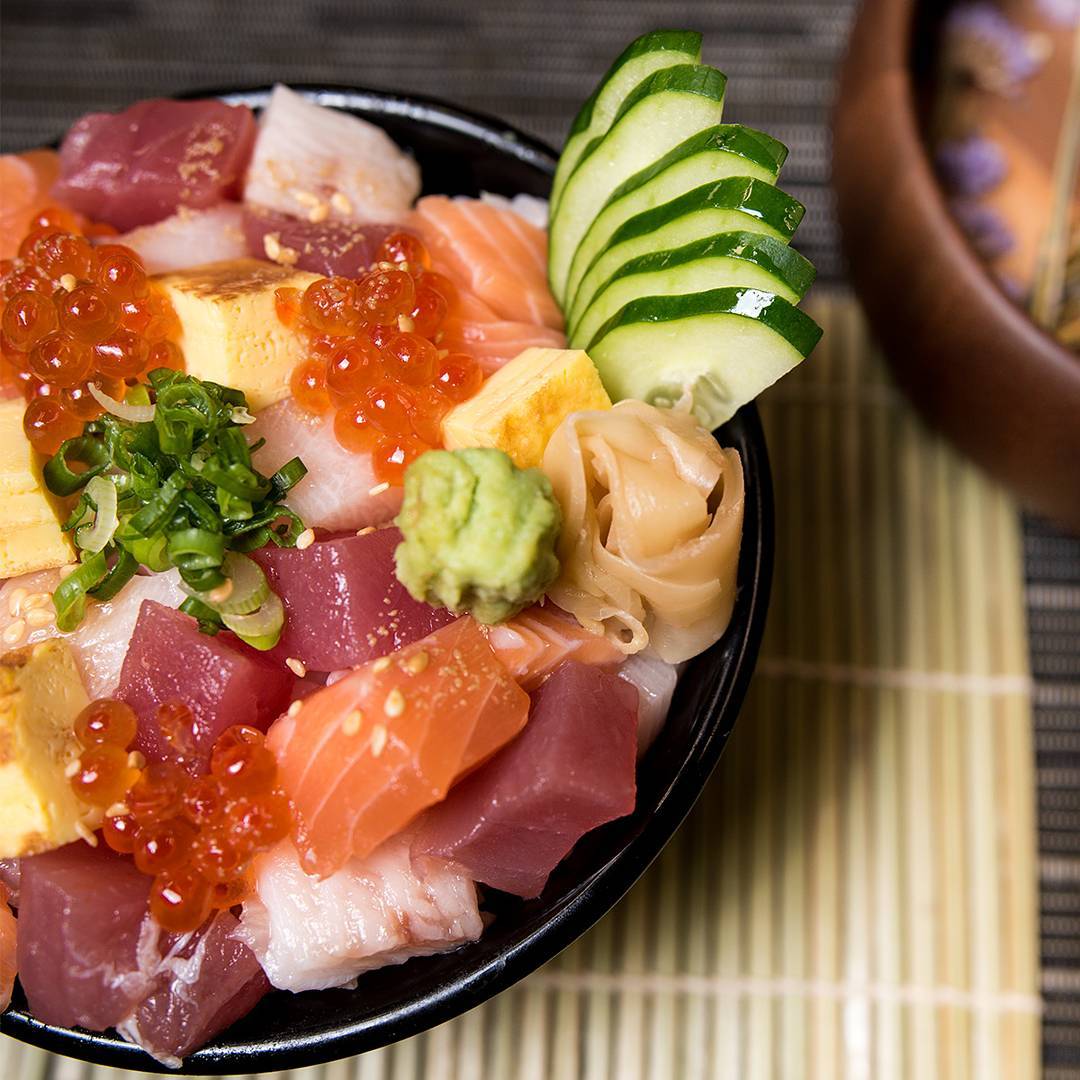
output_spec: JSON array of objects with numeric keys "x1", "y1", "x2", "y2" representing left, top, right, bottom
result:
[{"x1": 833, "y1": 0, "x2": 1080, "y2": 532}]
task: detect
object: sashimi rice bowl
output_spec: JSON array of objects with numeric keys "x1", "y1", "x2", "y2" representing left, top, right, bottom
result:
[{"x1": 0, "y1": 30, "x2": 818, "y2": 1070}]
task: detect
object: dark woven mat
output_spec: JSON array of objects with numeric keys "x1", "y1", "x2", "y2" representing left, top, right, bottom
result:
[{"x1": 2, "y1": 0, "x2": 1079, "y2": 1072}]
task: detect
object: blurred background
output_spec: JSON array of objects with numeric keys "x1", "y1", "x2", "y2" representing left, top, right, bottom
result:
[{"x1": 2, "y1": 0, "x2": 1079, "y2": 1077}]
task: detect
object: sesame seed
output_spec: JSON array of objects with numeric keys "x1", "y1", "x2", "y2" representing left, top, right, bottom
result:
[
  {"x1": 383, "y1": 688, "x2": 406, "y2": 718},
  {"x1": 287, "y1": 699, "x2": 303, "y2": 717},
  {"x1": 372, "y1": 656, "x2": 392, "y2": 674},
  {"x1": 370, "y1": 723, "x2": 387, "y2": 757},
  {"x1": 58, "y1": 564, "x2": 78, "y2": 580},
  {"x1": 286, "y1": 657, "x2": 307, "y2": 678},
  {"x1": 105, "y1": 802, "x2": 129, "y2": 818},
  {"x1": 292, "y1": 189, "x2": 320, "y2": 207},
  {"x1": 264, "y1": 232, "x2": 282, "y2": 260},
  {"x1": 296, "y1": 528, "x2": 316, "y2": 550},
  {"x1": 342, "y1": 709, "x2": 364, "y2": 736},
  {"x1": 397, "y1": 314, "x2": 416, "y2": 333},
  {"x1": 59, "y1": 273, "x2": 77, "y2": 292},
  {"x1": 75, "y1": 821, "x2": 99, "y2": 846},
  {"x1": 207, "y1": 579, "x2": 234, "y2": 605},
  {"x1": 7, "y1": 588, "x2": 28, "y2": 616},
  {"x1": 401, "y1": 650, "x2": 429, "y2": 675},
  {"x1": 356, "y1": 526, "x2": 376, "y2": 536},
  {"x1": 330, "y1": 191, "x2": 353, "y2": 215},
  {"x1": 375, "y1": 261, "x2": 396, "y2": 272},
  {"x1": 307, "y1": 203, "x2": 330, "y2": 224},
  {"x1": 64, "y1": 758, "x2": 82, "y2": 779},
  {"x1": 25, "y1": 608, "x2": 53, "y2": 629},
  {"x1": 3, "y1": 619, "x2": 26, "y2": 646},
  {"x1": 369, "y1": 482, "x2": 390, "y2": 497},
  {"x1": 127, "y1": 750, "x2": 146, "y2": 770},
  {"x1": 22, "y1": 591, "x2": 50, "y2": 611}
]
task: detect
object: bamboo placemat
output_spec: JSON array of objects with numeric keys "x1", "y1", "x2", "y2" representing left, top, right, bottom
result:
[{"x1": 0, "y1": 290, "x2": 1040, "y2": 1078}]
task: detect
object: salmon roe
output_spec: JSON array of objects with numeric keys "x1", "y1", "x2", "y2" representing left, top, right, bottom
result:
[
  {"x1": 0, "y1": 218, "x2": 183, "y2": 455},
  {"x1": 278, "y1": 230, "x2": 483, "y2": 485},
  {"x1": 70, "y1": 699, "x2": 293, "y2": 933}
]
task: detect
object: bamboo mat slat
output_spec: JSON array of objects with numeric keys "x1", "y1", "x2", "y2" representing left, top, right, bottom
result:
[{"x1": 0, "y1": 291, "x2": 1040, "y2": 1078}]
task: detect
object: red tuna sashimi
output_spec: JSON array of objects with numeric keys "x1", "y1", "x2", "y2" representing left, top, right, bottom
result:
[
  {"x1": 252, "y1": 527, "x2": 454, "y2": 672},
  {"x1": 414, "y1": 661, "x2": 638, "y2": 898},
  {"x1": 245, "y1": 84, "x2": 419, "y2": 225},
  {"x1": 0, "y1": 885, "x2": 14, "y2": 1011},
  {"x1": 247, "y1": 398, "x2": 403, "y2": 531},
  {"x1": 243, "y1": 206, "x2": 402, "y2": 277},
  {"x1": 115, "y1": 202, "x2": 247, "y2": 274},
  {"x1": 54, "y1": 99, "x2": 256, "y2": 231},
  {"x1": 116, "y1": 910, "x2": 270, "y2": 1067},
  {"x1": 118, "y1": 601, "x2": 293, "y2": 774},
  {"x1": 410, "y1": 196, "x2": 562, "y2": 330},
  {"x1": 268, "y1": 617, "x2": 529, "y2": 877},
  {"x1": 237, "y1": 834, "x2": 482, "y2": 992},
  {"x1": 18, "y1": 843, "x2": 152, "y2": 1029}
]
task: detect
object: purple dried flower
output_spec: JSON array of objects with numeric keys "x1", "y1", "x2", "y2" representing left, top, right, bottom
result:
[
  {"x1": 945, "y1": 2, "x2": 1045, "y2": 92},
  {"x1": 1035, "y1": 0, "x2": 1080, "y2": 27},
  {"x1": 949, "y1": 197, "x2": 1016, "y2": 260},
  {"x1": 935, "y1": 135, "x2": 1007, "y2": 195}
]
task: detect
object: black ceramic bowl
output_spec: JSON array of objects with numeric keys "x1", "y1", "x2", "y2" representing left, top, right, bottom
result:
[{"x1": 0, "y1": 86, "x2": 774, "y2": 1073}]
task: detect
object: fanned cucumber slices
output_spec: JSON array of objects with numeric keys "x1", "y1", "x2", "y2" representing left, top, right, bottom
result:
[
  {"x1": 548, "y1": 29, "x2": 823, "y2": 426},
  {"x1": 550, "y1": 30, "x2": 702, "y2": 213}
]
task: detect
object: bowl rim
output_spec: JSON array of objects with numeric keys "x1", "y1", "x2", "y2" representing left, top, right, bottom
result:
[{"x1": 0, "y1": 84, "x2": 775, "y2": 1073}]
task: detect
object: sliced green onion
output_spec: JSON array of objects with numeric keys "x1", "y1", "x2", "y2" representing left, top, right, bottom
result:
[
  {"x1": 222, "y1": 591, "x2": 284, "y2": 650},
  {"x1": 43, "y1": 436, "x2": 110, "y2": 496},
  {"x1": 89, "y1": 382, "x2": 155, "y2": 423},
  {"x1": 53, "y1": 552, "x2": 108, "y2": 632},
  {"x1": 179, "y1": 596, "x2": 225, "y2": 635},
  {"x1": 182, "y1": 551, "x2": 269, "y2": 616},
  {"x1": 270, "y1": 457, "x2": 307, "y2": 497},
  {"x1": 127, "y1": 471, "x2": 186, "y2": 536},
  {"x1": 88, "y1": 549, "x2": 138, "y2": 602},
  {"x1": 75, "y1": 475, "x2": 119, "y2": 554}
]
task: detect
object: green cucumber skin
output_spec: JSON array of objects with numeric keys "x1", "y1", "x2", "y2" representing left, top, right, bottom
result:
[
  {"x1": 587, "y1": 288, "x2": 824, "y2": 428},
  {"x1": 587, "y1": 286, "x2": 823, "y2": 356},
  {"x1": 566, "y1": 178, "x2": 805, "y2": 326},
  {"x1": 562, "y1": 125, "x2": 785, "y2": 310},
  {"x1": 548, "y1": 64, "x2": 728, "y2": 302},
  {"x1": 551, "y1": 31, "x2": 703, "y2": 213},
  {"x1": 568, "y1": 232, "x2": 817, "y2": 347}
]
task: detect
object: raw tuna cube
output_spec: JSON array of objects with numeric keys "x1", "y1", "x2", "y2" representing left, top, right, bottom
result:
[
  {"x1": 252, "y1": 527, "x2": 455, "y2": 672},
  {"x1": 247, "y1": 398, "x2": 403, "y2": 532},
  {"x1": 243, "y1": 206, "x2": 402, "y2": 277},
  {"x1": 54, "y1": 98, "x2": 256, "y2": 231},
  {"x1": 116, "y1": 910, "x2": 270, "y2": 1067},
  {"x1": 18, "y1": 842, "x2": 152, "y2": 1030},
  {"x1": 237, "y1": 834, "x2": 482, "y2": 992},
  {"x1": 245, "y1": 84, "x2": 419, "y2": 225},
  {"x1": 414, "y1": 661, "x2": 639, "y2": 898},
  {"x1": 118, "y1": 601, "x2": 293, "y2": 773}
]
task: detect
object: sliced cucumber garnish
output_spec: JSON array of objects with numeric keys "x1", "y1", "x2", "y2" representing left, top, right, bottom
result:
[
  {"x1": 549, "y1": 64, "x2": 728, "y2": 304},
  {"x1": 551, "y1": 30, "x2": 702, "y2": 213},
  {"x1": 563, "y1": 124, "x2": 787, "y2": 310},
  {"x1": 567, "y1": 177, "x2": 804, "y2": 329},
  {"x1": 569, "y1": 231, "x2": 816, "y2": 348},
  {"x1": 587, "y1": 287, "x2": 823, "y2": 429}
]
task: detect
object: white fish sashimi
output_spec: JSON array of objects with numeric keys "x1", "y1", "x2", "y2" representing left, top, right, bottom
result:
[
  {"x1": 114, "y1": 203, "x2": 247, "y2": 274},
  {"x1": 247, "y1": 398, "x2": 402, "y2": 532},
  {"x1": 616, "y1": 650, "x2": 680, "y2": 756},
  {"x1": 244, "y1": 85, "x2": 420, "y2": 224},
  {"x1": 0, "y1": 569, "x2": 185, "y2": 698},
  {"x1": 236, "y1": 835, "x2": 483, "y2": 992}
]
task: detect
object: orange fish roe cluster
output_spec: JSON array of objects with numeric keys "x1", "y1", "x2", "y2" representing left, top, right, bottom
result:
[
  {"x1": 69, "y1": 698, "x2": 291, "y2": 933},
  {"x1": 277, "y1": 230, "x2": 483, "y2": 485},
  {"x1": 0, "y1": 211, "x2": 183, "y2": 455}
]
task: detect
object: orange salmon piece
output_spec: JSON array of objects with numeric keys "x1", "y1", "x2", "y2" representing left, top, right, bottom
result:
[
  {"x1": 411, "y1": 195, "x2": 563, "y2": 331},
  {"x1": 0, "y1": 150, "x2": 62, "y2": 259},
  {"x1": 484, "y1": 605, "x2": 624, "y2": 690},
  {"x1": 268, "y1": 617, "x2": 529, "y2": 878}
]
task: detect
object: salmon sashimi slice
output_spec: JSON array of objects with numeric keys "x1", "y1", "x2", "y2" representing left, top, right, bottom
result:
[
  {"x1": 440, "y1": 314, "x2": 566, "y2": 375},
  {"x1": 484, "y1": 605, "x2": 625, "y2": 690},
  {"x1": 268, "y1": 617, "x2": 530, "y2": 878},
  {"x1": 0, "y1": 150, "x2": 61, "y2": 259},
  {"x1": 0, "y1": 884, "x2": 15, "y2": 1011},
  {"x1": 412, "y1": 195, "x2": 563, "y2": 331}
]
